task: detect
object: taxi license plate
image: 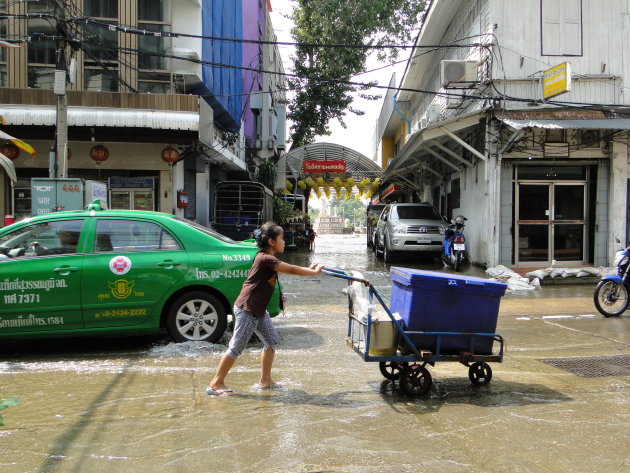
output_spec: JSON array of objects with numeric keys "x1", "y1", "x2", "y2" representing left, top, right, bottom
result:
[
  {"x1": 417, "y1": 236, "x2": 431, "y2": 243},
  {"x1": 454, "y1": 243, "x2": 465, "y2": 251}
]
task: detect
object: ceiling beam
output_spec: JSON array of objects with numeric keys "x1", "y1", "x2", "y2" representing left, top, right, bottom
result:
[
  {"x1": 423, "y1": 146, "x2": 460, "y2": 171},
  {"x1": 427, "y1": 140, "x2": 473, "y2": 167}
]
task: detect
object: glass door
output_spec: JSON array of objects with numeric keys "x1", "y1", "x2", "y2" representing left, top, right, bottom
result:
[
  {"x1": 516, "y1": 182, "x2": 587, "y2": 265},
  {"x1": 553, "y1": 184, "x2": 585, "y2": 262},
  {"x1": 517, "y1": 184, "x2": 550, "y2": 263}
]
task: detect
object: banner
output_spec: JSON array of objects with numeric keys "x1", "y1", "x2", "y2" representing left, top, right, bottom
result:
[{"x1": 302, "y1": 160, "x2": 346, "y2": 174}]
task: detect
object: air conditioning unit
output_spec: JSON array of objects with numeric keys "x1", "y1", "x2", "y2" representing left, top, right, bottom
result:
[{"x1": 441, "y1": 60, "x2": 479, "y2": 88}]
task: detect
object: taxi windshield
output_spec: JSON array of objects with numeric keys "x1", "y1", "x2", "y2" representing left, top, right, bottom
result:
[{"x1": 176, "y1": 217, "x2": 237, "y2": 243}]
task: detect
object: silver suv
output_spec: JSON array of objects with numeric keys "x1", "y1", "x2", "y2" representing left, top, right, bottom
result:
[{"x1": 374, "y1": 203, "x2": 446, "y2": 262}]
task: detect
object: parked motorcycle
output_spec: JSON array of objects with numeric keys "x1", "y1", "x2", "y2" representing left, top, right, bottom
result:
[
  {"x1": 442, "y1": 215, "x2": 467, "y2": 271},
  {"x1": 594, "y1": 239, "x2": 630, "y2": 317}
]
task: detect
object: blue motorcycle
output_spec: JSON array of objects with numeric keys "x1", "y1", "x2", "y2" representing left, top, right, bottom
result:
[
  {"x1": 442, "y1": 215, "x2": 467, "y2": 271},
  {"x1": 594, "y1": 241, "x2": 629, "y2": 317}
]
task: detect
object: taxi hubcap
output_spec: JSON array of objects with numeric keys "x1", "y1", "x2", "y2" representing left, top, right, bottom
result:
[{"x1": 176, "y1": 299, "x2": 218, "y2": 340}]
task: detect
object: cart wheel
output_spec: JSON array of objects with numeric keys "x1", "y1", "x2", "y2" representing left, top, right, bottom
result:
[
  {"x1": 399, "y1": 364, "x2": 432, "y2": 396},
  {"x1": 468, "y1": 362, "x2": 493, "y2": 385},
  {"x1": 379, "y1": 361, "x2": 407, "y2": 380}
]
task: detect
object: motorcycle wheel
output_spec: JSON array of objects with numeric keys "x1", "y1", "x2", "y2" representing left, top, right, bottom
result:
[
  {"x1": 453, "y1": 251, "x2": 462, "y2": 271},
  {"x1": 593, "y1": 280, "x2": 629, "y2": 317}
]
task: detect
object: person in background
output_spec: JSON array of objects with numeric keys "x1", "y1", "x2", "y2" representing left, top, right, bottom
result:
[
  {"x1": 307, "y1": 225, "x2": 317, "y2": 251},
  {"x1": 206, "y1": 221, "x2": 324, "y2": 396}
]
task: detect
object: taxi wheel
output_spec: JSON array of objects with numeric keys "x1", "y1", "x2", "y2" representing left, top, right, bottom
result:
[{"x1": 167, "y1": 291, "x2": 227, "y2": 343}]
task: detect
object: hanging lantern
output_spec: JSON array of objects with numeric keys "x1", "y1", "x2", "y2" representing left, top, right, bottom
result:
[
  {"x1": 0, "y1": 142, "x2": 20, "y2": 160},
  {"x1": 161, "y1": 146, "x2": 180, "y2": 164},
  {"x1": 90, "y1": 144, "x2": 109, "y2": 163}
]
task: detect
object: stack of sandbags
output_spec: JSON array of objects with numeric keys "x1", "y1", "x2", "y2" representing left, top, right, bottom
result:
[{"x1": 486, "y1": 265, "x2": 537, "y2": 291}]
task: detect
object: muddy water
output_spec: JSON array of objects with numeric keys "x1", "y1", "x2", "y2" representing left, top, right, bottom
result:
[{"x1": 1, "y1": 235, "x2": 628, "y2": 473}]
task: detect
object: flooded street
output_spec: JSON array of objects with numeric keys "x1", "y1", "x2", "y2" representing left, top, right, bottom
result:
[{"x1": 1, "y1": 234, "x2": 629, "y2": 472}]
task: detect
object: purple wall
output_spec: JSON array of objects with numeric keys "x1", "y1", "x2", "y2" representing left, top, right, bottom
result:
[{"x1": 242, "y1": 0, "x2": 266, "y2": 143}]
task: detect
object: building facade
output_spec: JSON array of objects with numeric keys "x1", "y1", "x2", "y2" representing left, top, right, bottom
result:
[
  {"x1": 374, "y1": 0, "x2": 630, "y2": 268},
  {"x1": 0, "y1": 0, "x2": 285, "y2": 227}
]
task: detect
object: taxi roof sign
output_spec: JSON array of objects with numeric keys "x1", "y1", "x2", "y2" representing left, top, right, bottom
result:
[{"x1": 543, "y1": 62, "x2": 571, "y2": 100}]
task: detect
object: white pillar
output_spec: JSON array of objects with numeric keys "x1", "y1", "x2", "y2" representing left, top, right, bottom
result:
[{"x1": 609, "y1": 139, "x2": 628, "y2": 261}]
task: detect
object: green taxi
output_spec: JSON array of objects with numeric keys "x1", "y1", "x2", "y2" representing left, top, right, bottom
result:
[{"x1": 0, "y1": 202, "x2": 279, "y2": 343}]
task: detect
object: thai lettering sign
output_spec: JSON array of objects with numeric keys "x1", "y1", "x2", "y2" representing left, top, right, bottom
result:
[
  {"x1": 302, "y1": 160, "x2": 346, "y2": 174},
  {"x1": 543, "y1": 62, "x2": 571, "y2": 99}
]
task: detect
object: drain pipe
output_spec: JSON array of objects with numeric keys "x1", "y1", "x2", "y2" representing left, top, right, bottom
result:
[{"x1": 393, "y1": 95, "x2": 411, "y2": 135}]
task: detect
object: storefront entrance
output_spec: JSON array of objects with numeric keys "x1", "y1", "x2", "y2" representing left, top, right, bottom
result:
[{"x1": 516, "y1": 166, "x2": 589, "y2": 266}]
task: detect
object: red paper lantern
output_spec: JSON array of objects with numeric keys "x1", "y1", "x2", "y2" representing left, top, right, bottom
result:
[
  {"x1": 161, "y1": 146, "x2": 180, "y2": 164},
  {"x1": 0, "y1": 142, "x2": 20, "y2": 160},
  {"x1": 90, "y1": 144, "x2": 109, "y2": 163}
]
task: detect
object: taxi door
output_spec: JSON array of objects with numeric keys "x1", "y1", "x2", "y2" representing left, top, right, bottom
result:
[
  {"x1": 0, "y1": 220, "x2": 85, "y2": 333},
  {"x1": 81, "y1": 218, "x2": 189, "y2": 328}
]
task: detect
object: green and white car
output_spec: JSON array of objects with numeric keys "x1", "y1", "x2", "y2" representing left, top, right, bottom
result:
[{"x1": 0, "y1": 202, "x2": 279, "y2": 343}]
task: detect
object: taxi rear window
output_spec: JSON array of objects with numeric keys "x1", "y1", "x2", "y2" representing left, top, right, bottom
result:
[{"x1": 176, "y1": 217, "x2": 236, "y2": 243}]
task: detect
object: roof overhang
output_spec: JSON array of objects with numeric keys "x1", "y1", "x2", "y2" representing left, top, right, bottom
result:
[
  {"x1": 282, "y1": 142, "x2": 382, "y2": 180},
  {"x1": 0, "y1": 105, "x2": 199, "y2": 131},
  {"x1": 384, "y1": 108, "x2": 489, "y2": 182},
  {"x1": 498, "y1": 117, "x2": 630, "y2": 130}
]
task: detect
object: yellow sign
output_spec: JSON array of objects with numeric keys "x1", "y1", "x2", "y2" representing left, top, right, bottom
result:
[{"x1": 543, "y1": 62, "x2": 571, "y2": 99}]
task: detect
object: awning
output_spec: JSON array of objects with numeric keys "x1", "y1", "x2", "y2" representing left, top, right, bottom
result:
[
  {"x1": 498, "y1": 117, "x2": 630, "y2": 130},
  {"x1": 384, "y1": 108, "x2": 489, "y2": 180},
  {"x1": 0, "y1": 105, "x2": 199, "y2": 131}
]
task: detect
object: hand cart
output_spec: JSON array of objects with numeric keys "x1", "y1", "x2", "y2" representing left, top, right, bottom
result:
[{"x1": 323, "y1": 268, "x2": 505, "y2": 396}]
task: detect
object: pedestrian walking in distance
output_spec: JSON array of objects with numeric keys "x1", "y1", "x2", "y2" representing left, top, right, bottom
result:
[
  {"x1": 307, "y1": 225, "x2": 317, "y2": 251},
  {"x1": 206, "y1": 221, "x2": 324, "y2": 396}
]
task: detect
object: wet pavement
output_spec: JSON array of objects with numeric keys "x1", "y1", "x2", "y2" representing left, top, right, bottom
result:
[{"x1": 1, "y1": 234, "x2": 629, "y2": 473}]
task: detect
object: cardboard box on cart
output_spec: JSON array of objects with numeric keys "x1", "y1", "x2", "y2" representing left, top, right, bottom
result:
[{"x1": 389, "y1": 268, "x2": 507, "y2": 355}]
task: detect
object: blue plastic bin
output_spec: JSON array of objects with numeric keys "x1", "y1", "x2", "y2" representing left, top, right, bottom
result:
[{"x1": 389, "y1": 268, "x2": 507, "y2": 355}]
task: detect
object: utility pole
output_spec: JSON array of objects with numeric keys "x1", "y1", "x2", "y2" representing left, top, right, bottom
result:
[{"x1": 51, "y1": 1, "x2": 71, "y2": 179}]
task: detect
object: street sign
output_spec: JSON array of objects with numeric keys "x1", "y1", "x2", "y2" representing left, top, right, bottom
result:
[{"x1": 543, "y1": 62, "x2": 571, "y2": 99}]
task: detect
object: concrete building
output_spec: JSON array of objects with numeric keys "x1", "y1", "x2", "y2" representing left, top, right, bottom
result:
[
  {"x1": 0, "y1": 0, "x2": 285, "y2": 227},
  {"x1": 374, "y1": 0, "x2": 630, "y2": 269}
]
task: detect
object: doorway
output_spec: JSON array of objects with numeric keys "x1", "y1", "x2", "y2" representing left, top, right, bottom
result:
[{"x1": 516, "y1": 167, "x2": 588, "y2": 266}]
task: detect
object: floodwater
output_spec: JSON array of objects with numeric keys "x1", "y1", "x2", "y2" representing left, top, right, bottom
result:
[{"x1": 1, "y1": 234, "x2": 629, "y2": 473}]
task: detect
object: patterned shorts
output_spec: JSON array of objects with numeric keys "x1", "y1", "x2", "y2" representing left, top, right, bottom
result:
[{"x1": 226, "y1": 305, "x2": 280, "y2": 359}]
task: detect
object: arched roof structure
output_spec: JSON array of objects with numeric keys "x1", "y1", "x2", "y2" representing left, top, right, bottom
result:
[{"x1": 281, "y1": 142, "x2": 382, "y2": 181}]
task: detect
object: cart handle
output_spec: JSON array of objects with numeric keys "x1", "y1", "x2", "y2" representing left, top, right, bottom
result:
[{"x1": 322, "y1": 268, "x2": 372, "y2": 286}]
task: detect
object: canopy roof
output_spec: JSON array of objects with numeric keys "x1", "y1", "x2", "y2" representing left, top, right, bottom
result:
[{"x1": 282, "y1": 142, "x2": 382, "y2": 181}]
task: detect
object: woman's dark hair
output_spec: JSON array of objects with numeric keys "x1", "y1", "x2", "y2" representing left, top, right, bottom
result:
[{"x1": 254, "y1": 221, "x2": 283, "y2": 249}]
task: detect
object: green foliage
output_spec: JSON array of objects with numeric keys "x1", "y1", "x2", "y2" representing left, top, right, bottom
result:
[
  {"x1": 257, "y1": 159, "x2": 278, "y2": 191},
  {"x1": 287, "y1": 0, "x2": 426, "y2": 148},
  {"x1": 0, "y1": 397, "x2": 21, "y2": 427},
  {"x1": 329, "y1": 197, "x2": 367, "y2": 226},
  {"x1": 307, "y1": 204, "x2": 319, "y2": 221},
  {"x1": 273, "y1": 195, "x2": 296, "y2": 224}
]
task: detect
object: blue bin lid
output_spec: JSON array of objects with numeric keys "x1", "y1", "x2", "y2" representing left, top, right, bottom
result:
[{"x1": 390, "y1": 267, "x2": 507, "y2": 296}]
